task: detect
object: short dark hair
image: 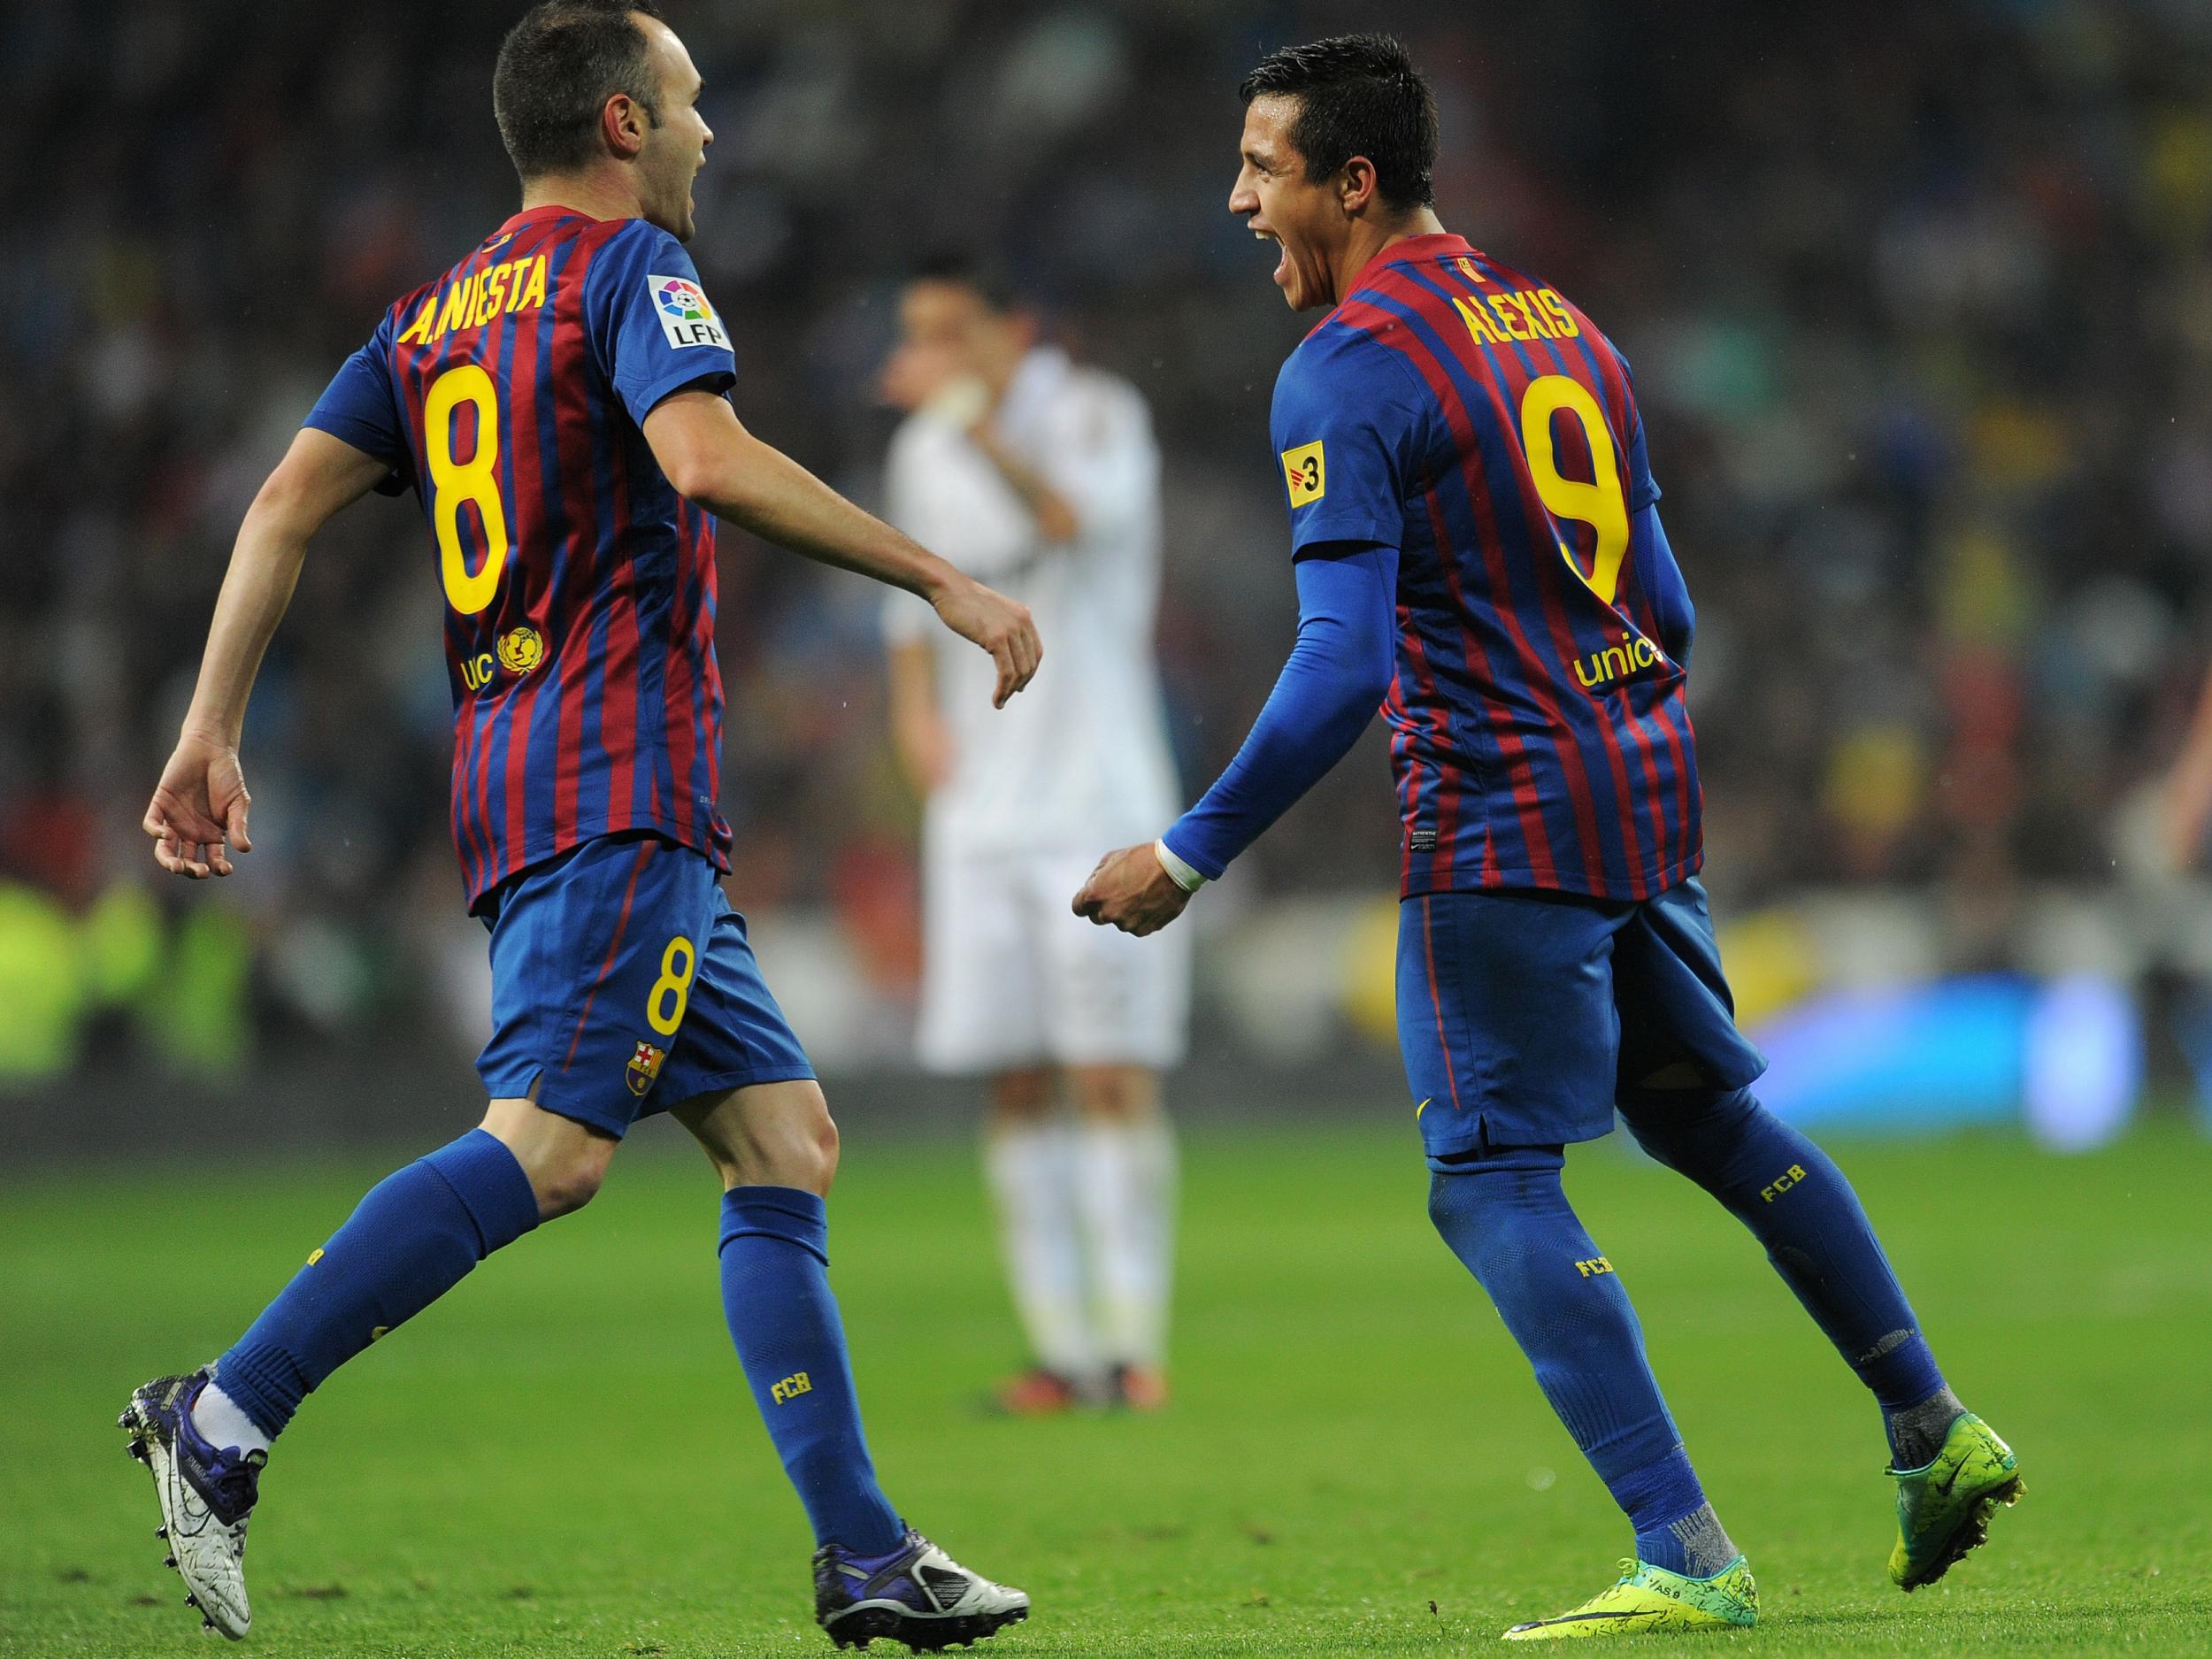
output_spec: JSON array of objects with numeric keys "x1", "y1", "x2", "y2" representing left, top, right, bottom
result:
[
  {"x1": 1238, "y1": 34, "x2": 1439, "y2": 211},
  {"x1": 494, "y1": 1, "x2": 665, "y2": 181},
  {"x1": 906, "y1": 251, "x2": 1020, "y2": 316}
]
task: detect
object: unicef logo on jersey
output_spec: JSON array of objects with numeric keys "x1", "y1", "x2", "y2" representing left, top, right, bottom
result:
[{"x1": 649, "y1": 273, "x2": 727, "y2": 350}]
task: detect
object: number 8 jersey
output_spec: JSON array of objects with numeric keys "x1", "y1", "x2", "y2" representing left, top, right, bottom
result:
[
  {"x1": 1271, "y1": 232, "x2": 1700, "y2": 902},
  {"x1": 305, "y1": 206, "x2": 737, "y2": 910}
]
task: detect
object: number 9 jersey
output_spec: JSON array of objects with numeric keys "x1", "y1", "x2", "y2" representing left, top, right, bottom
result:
[
  {"x1": 303, "y1": 206, "x2": 738, "y2": 911},
  {"x1": 1271, "y1": 233, "x2": 1701, "y2": 903}
]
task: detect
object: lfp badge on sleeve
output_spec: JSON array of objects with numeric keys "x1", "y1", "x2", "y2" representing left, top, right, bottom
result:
[{"x1": 650, "y1": 276, "x2": 728, "y2": 349}]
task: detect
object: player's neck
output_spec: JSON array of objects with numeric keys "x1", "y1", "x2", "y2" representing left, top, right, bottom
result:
[
  {"x1": 518, "y1": 168, "x2": 645, "y2": 227},
  {"x1": 1334, "y1": 207, "x2": 1448, "y2": 298}
]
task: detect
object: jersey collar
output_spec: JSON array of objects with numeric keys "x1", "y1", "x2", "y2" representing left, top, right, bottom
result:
[
  {"x1": 495, "y1": 204, "x2": 599, "y2": 237},
  {"x1": 1304, "y1": 231, "x2": 1479, "y2": 340},
  {"x1": 1353, "y1": 230, "x2": 1477, "y2": 291}
]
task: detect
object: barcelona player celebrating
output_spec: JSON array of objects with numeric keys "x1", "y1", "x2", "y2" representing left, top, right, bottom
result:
[
  {"x1": 1077, "y1": 35, "x2": 2020, "y2": 1641},
  {"x1": 126, "y1": 4, "x2": 1033, "y2": 1649}
]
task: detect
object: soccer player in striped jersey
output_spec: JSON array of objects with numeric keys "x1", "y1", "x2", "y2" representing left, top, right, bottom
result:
[
  {"x1": 125, "y1": 4, "x2": 1033, "y2": 1649},
  {"x1": 1076, "y1": 34, "x2": 2020, "y2": 1641}
]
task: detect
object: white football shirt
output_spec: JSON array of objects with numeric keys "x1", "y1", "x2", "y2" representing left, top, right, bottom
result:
[{"x1": 883, "y1": 345, "x2": 1180, "y2": 852}]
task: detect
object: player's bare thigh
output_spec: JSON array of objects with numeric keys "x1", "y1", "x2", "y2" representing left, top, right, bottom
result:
[
  {"x1": 480, "y1": 1095, "x2": 620, "y2": 1219},
  {"x1": 673, "y1": 1079, "x2": 841, "y2": 1195}
]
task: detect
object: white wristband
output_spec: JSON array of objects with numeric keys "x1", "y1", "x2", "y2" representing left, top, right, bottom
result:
[{"x1": 1153, "y1": 838, "x2": 1206, "y2": 894}]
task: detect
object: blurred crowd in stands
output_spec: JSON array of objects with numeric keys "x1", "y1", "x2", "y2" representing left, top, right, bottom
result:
[{"x1": 7, "y1": 0, "x2": 2212, "y2": 1082}]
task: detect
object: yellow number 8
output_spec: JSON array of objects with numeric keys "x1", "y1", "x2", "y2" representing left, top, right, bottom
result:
[
  {"x1": 424, "y1": 364, "x2": 511, "y2": 616},
  {"x1": 1519, "y1": 375, "x2": 1630, "y2": 606},
  {"x1": 648, "y1": 935, "x2": 696, "y2": 1037}
]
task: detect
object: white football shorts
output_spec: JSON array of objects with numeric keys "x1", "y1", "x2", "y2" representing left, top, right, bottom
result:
[{"x1": 918, "y1": 839, "x2": 1191, "y2": 1073}]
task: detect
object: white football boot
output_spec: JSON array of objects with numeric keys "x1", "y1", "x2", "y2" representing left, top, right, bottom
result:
[
  {"x1": 120, "y1": 1370, "x2": 264, "y2": 1639},
  {"x1": 813, "y1": 1527, "x2": 1029, "y2": 1651}
]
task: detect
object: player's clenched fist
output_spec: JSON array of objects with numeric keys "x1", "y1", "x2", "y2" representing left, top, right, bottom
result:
[
  {"x1": 1073, "y1": 843, "x2": 1193, "y2": 936},
  {"x1": 144, "y1": 730, "x2": 253, "y2": 879},
  {"x1": 933, "y1": 575, "x2": 1041, "y2": 708}
]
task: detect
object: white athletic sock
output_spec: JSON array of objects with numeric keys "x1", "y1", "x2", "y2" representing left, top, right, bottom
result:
[
  {"x1": 1073, "y1": 1114, "x2": 1179, "y2": 1371},
  {"x1": 193, "y1": 1380, "x2": 273, "y2": 1457},
  {"x1": 982, "y1": 1120, "x2": 1095, "y2": 1380}
]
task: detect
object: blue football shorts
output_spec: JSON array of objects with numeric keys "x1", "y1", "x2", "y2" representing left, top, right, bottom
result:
[
  {"x1": 474, "y1": 832, "x2": 815, "y2": 1137},
  {"x1": 1396, "y1": 876, "x2": 1767, "y2": 1166}
]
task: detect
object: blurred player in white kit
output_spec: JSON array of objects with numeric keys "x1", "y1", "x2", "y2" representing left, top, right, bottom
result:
[{"x1": 879, "y1": 257, "x2": 1187, "y2": 1413}]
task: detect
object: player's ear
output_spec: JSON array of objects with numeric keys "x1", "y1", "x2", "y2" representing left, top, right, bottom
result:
[
  {"x1": 602, "y1": 93, "x2": 649, "y2": 161},
  {"x1": 1340, "y1": 155, "x2": 1379, "y2": 218}
]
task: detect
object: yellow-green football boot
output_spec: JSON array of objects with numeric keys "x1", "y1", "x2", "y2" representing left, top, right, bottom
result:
[
  {"x1": 1888, "y1": 1412, "x2": 2022, "y2": 1590},
  {"x1": 1501, "y1": 1556, "x2": 1756, "y2": 1640}
]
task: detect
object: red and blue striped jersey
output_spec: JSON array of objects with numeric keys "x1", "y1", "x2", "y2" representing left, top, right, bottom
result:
[
  {"x1": 303, "y1": 205, "x2": 736, "y2": 910},
  {"x1": 1272, "y1": 232, "x2": 1701, "y2": 902}
]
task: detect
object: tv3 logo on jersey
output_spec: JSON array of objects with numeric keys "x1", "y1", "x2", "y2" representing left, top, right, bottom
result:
[{"x1": 651, "y1": 274, "x2": 727, "y2": 349}]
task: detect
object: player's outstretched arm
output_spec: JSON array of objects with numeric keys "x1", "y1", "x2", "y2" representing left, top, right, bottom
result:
[
  {"x1": 1075, "y1": 540, "x2": 1398, "y2": 935},
  {"x1": 644, "y1": 390, "x2": 1041, "y2": 707},
  {"x1": 145, "y1": 429, "x2": 391, "y2": 878}
]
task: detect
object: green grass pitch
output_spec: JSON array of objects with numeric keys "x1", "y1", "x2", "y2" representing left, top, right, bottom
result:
[{"x1": 4, "y1": 1119, "x2": 2208, "y2": 1656}]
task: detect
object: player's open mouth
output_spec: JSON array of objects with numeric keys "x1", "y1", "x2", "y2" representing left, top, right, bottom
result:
[{"x1": 1253, "y1": 227, "x2": 1289, "y2": 287}]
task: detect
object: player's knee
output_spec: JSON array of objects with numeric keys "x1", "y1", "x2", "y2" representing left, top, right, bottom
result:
[
  {"x1": 1069, "y1": 1064, "x2": 1159, "y2": 1121},
  {"x1": 680, "y1": 1080, "x2": 840, "y2": 1195},
  {"x1": 1425, "y1": 1149, "x2": 1569, "y2": 1274},
  {"x1": 1619, "y1": 1085, "x2": 1765, "y2": 1188},
  {"x1": 1426, "y1": 1168, "x2": 1521, "y2": 1283},
  {"x1": 799, "y1": 1109, "x2": 841, "y2": 1194},
  {"x1": 531, "y1": 1148, "x2": 611, "y2": 1218},
  {"x1": 482, "y1": 1097, "x2": 618, "y2": 1220},
  {"x1": 745, "y1": 1111, "x2": 836, "y2": 1196},
  {"x1": 757, "y1": 1089, "x2": 840, "y2": 1195},
  {"x1": 988, "y1": 1067, "x2": 1056, "y2": 1124},
  {"x1": 1425, "y1": 1169, "x2": 1468, "y2": 1239},
  {"x1": 1426, "y1": 1163, "x2": 1505, "y2": 1245}
]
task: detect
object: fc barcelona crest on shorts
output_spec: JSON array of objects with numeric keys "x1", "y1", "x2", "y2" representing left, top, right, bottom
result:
[{"x1": 626, "y1": 1040, "x2": 667, "y2": 1097}]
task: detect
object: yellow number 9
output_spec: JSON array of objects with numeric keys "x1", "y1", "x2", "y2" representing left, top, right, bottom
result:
[
  {"x1": 1519, "y1": 375, "x2": 1629, "y2": 606},
  {"x1": 424, "y1": 364, "x2": 511, "y2": 616},
  {"x1": 648, "y1": 936, "x2": 696, "y2": 1037}
]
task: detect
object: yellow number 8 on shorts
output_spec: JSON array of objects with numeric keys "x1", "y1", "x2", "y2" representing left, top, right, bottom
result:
[{"x1": 648, "y1": 935, "x2": 695, "y2": 1036}]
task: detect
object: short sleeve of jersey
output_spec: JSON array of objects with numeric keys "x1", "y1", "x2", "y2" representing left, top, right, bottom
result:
[
  {"x1": 1269, "y1": 331, "x2": 1425, "y2": 554},
  {"x1": 303, "y1": 311, "x2": 411, "y2": 494},
  {"x1": 583, "y1": 223, "x2": 737, "y2": 426}
]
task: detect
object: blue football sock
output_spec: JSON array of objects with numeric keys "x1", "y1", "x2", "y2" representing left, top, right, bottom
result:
[
  {"x1": 213, "y1": 1128, "x2": 540, "y2": 1440},
  {"x1": 718, "y1": 1187, "x2": 903, "y2": 1555},
  {"x1": 1618, "y1": 1087, "x2": 1950, "y2": 1458},
  {"x1": 1429, "y1": 1148, "x2": 1732, "y2": 1574}
]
